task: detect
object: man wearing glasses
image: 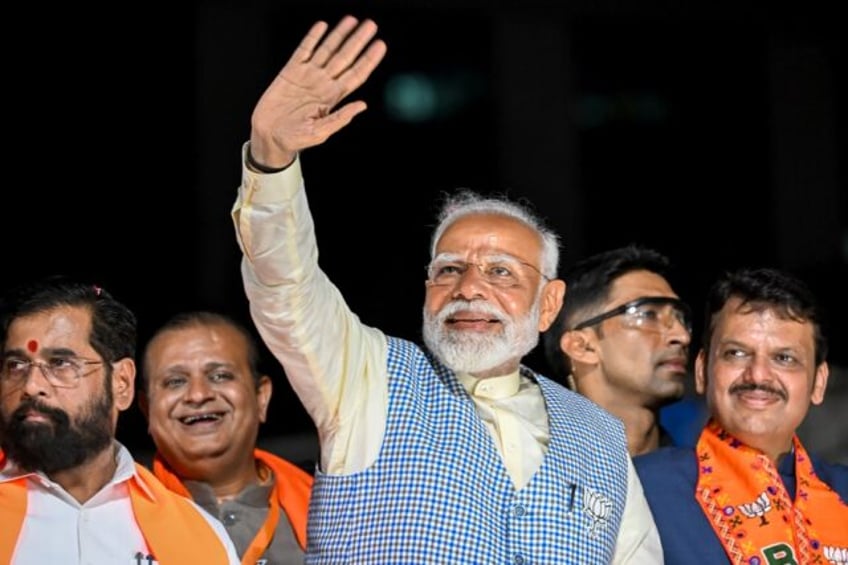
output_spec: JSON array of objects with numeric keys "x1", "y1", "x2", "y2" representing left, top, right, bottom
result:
[
  {"x1": 0, "y1": 276, "x2": 240, "y2": 564},
  {"x1": 543, "y1": 244, "x2": 695, "y2": 456},
  {"x1": 232, "y1": 15, "x2": 662, "y2": 564}
]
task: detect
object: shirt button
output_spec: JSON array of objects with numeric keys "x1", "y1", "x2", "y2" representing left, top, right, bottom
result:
[
  {"x1": 513, "y1": 505, "x2": 526, "y2": 517},
  {"x1": 222, "y1": 512, "x2": 237, "y2": 525},
  {"x1": 514, "y1": 555, "x2": 525, "y2": 564}
]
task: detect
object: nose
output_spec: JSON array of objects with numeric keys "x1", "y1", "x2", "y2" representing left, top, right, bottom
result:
[
  {"x1": 20, "y1": 364, "x2": 53, "y2": 397},
  {"x1": 183, "y1": 376, "x2": 214, "y2": 404},
  {"x1": 740, "y1": 354, "x2": 772, "y2": 384},
  {"x1": 451, "y1": 263, "x2": 489, "y2": 300},
  {"x1": 665, "y1": 316, "x2": 692, "y2": 346}
]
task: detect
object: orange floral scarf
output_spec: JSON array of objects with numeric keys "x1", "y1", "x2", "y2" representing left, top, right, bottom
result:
[{"x1": 695, "y1": 420, "x2": 848, "y2": 564}]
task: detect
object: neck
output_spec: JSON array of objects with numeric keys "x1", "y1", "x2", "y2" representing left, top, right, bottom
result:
[
  {"x1": 48, "y1": 443, "x2": 118, "y2": 504},
  {"x1": 468, "y1": 360, "x2": 520, "y2": 380},
  {"x1": 191, "y1": 455, "x2": 262, "y2": 503},
  {"x1": 573, "y1": 376, "x2": 661, "y2": 456},
  {"x1": 733, "y1": 432, "x2": 794, "y2": 465},
  {"x1": 610, "y1": 404, "x2": 661, "y2": 456}
]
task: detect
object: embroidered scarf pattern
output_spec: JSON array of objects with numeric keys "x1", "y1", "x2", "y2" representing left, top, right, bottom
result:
[{"x1": 695, "y1": 420, "x2": 848, "y2": 565}]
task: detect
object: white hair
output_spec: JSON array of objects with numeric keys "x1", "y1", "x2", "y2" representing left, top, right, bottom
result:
[{"x1": 429, "y1": 190, "x2": 560, "y2": 279}]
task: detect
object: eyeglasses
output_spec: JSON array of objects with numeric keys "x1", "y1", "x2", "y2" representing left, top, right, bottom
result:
[
  {"x1": 0, "y1": 356, "x2": 105, "y2": 389},
  {"x1": 571, "y1": 296, "x2": 692, "y2": 334},
  {"x1": 426, "y1": 256, "x2": 551, "y2": 288}
]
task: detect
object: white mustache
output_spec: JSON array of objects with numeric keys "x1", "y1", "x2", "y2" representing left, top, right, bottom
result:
[{"x1": 437, "y1": 300, "x2": 506, "y2": 324}]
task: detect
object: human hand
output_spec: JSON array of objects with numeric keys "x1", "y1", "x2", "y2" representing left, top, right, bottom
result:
[{"x1": 248, "y1": 15, "x2": 387, "y2": 169}]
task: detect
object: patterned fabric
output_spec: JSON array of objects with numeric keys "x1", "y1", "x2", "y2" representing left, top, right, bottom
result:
[
  {"x1": 306, "y1": 336, "x2": 629, "y2": 564},
  {"x1": 695, "y1": 420, "x2": 848, "y2": 564}
]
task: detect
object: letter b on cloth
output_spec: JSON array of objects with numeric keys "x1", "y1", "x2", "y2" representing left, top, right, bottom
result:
[{"x1": 762, "y1": 543, "x2": 798, "y2": 565}]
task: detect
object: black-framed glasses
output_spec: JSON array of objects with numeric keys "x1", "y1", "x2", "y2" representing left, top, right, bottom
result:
[
  {"x1": 425, "y1": 255, "x2": 551, "y2": 288},
  {"x1": 571, "y1": 296, "x2": 692, "y2": 334},
  {"x1": 0, "y1": 356, "x2": 105, "y2": 389}
]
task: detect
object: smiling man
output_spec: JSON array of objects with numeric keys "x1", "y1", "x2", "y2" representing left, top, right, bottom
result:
[
  {"x1": 634, "y1": 267, "x2": 848, "y2": 564},
  {"x1": 229, "y1": 14, "x2": 662, "y2": 564},
  {"x1": 140, "y1": 311, "x2": 313, "y2": 565}
]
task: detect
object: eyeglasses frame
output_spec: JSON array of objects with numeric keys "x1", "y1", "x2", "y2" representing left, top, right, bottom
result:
[
  {"x1": 571, "y1": 296, "x2": 692, "y2": 333},
  {"x1": 425, "y1": 256, "x2": 552, "y2": 287},
  {"x1": 0, "y1": 356, "x2": 106, "y2": 389}
]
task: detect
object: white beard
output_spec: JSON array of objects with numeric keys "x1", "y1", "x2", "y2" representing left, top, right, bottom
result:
[{"x1": 422, "y1": 297, "x2": 541, "y2": 375}]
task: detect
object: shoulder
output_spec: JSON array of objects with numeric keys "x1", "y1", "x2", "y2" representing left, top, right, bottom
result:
[
  {"x1": 633, "y1": 446, "x2": 696, "y2": 483},
  {"x1": 633, "y1": 447, "x2": 700, "y2": 514},
  {"x1": 532, "y1": 369, "x2": 600, "y2": 412},
  {"x1": 810, "y1": 454, "x2": 848, "y2": 501},
  {"x1": 533, "y1": 373, "x2": 629, "y2": 453},
  {"x1": 538, "y1": 373, "x2": 619, "y2": 416},
  {"x1": 255, "y1": 449, "x2": 314, "y2": 487}
]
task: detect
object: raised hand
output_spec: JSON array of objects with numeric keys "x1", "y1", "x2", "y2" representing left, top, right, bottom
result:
[{"x1": 249, "y1": 15, "x2": 387, "y2": 169}]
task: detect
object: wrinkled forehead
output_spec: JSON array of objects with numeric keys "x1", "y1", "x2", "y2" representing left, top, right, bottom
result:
[{"x1": 434, "y1": 213, "x2": 543, "y2": 261}]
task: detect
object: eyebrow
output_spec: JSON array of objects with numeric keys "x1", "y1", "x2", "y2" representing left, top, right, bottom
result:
[
  {"x1": 203, "y1": 361, "x2": 236, "y2": 371},
  {"x1": 432, "y1": 252, "x2": 529, "y2": 264},
  {"x1": 717, "y1": 339, "x2": 803, "y2": 354},
  {"x1": 158, "y1": 361, "x2": 236, "y2": 374},
  {"x1": 3, "y1": 346, "x2": 78, "y2": 358}
]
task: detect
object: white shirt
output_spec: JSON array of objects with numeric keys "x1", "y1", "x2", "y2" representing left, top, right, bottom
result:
[
  {"x1": 0, "y1": 441, "x2": 240, "y2": 565},
  {"x1": 233, "y1": 147, "x2": 664, "y2": 564}
]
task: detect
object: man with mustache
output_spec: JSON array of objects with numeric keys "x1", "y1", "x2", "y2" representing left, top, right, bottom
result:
[
  {"x1": 543, "y1": 244, "x2": 697, "y2": 455},
  {"x1": 634, "y1": 267, "x2": 848, "y2": 564},
  {"x1": 231, "y1": 15, "x2": 662, "y2": 563},
  {"x1": 0, "y1": 276, "x2": 241, "y2": 564}
]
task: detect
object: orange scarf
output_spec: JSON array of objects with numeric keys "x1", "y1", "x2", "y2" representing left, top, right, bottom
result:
[
  {"x1": 0, "y1": 451, "x2": 231, "y2": 564},
  {"x1": 152, "y1": 448, "x2": 312, "y2": 565},
  {"x1": 695, "y1": 420, "x2": 848, "y2": 564}
]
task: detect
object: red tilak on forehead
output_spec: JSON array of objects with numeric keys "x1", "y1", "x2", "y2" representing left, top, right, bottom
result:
[{"x1": 27, "y1": 340, "x2": 38, "y2": 353}]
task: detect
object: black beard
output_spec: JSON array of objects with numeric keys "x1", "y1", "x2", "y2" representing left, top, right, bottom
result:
[{"x1": 0, "y1": 384, "x2": 113, "y2": 475}]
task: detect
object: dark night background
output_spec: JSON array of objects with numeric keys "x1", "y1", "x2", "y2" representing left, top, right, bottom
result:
[{"x1": 4, "y1": 1, "x2": 845, "y2": 462}]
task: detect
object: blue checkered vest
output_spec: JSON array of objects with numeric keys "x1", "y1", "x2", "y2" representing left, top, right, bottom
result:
[{"x1": 306, "y1": 337, "x2": 629, "y2": 564}]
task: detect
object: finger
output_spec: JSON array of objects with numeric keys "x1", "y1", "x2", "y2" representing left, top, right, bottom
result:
[
  {"x1": 292, "y1": 21, "x2": 330, "y2": 64},
  {"x1": 324, "y1": 19, "x2": 380, "y2": 79},
  {"x1": 298, "y1": 101, "x2": 367, "y2": 149},
  {"x1": 336, "y1": 40, "x2": 387, "y2": 95},
  {"x1": 323, "y1": 101, "x2": 368, "y2": 133},
  {"x1": 309, "y1": 15, "x2": 361, "y2": 68}
]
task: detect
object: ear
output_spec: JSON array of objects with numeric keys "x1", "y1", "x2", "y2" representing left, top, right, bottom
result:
[
  {"x1": 810, "y1": 362, "x2": 829, "y2": 405},
  {"x1": 694, "y1": 349, "x2": 707, "y2": 395},
  {"x1": 538, "y1": 280, "x2": 566, "y2": 332},
  {"x1": 560, "y1": 329, "x2": 599, "y2": 366},
  {"x1": 256, "y1": 375, "x2": 273, "y2": 424},
  {"x1": 112, "y1": 357, "x2": 136, "y2": 412}
]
